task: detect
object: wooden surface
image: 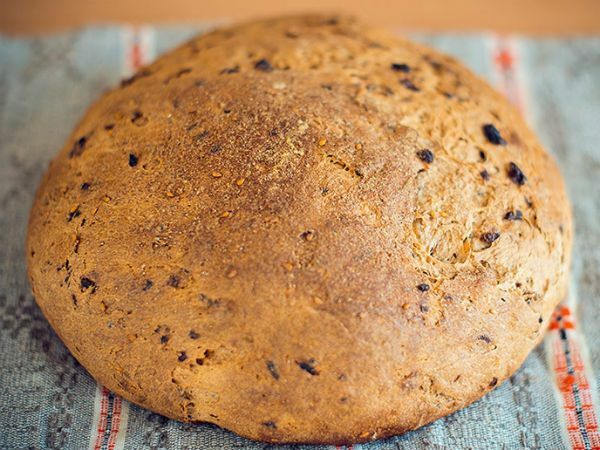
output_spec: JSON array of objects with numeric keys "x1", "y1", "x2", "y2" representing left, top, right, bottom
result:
[{"x1": 1, "y1": 0, "x2": 599, "y2": 35}]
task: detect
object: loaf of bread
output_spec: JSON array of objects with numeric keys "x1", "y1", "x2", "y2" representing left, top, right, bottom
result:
[{"x1": 27, "y1": 15, "x2": 572, "y2": 444}]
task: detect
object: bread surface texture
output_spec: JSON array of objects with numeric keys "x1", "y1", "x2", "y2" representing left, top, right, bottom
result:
[{"x1": 27, "y1": 14, "x2": 572, "y2": 444}]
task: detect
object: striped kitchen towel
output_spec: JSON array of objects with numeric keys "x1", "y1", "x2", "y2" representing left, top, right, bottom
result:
[{"x1": 0, "y1": 24, "x2": 599, "y2": 450}]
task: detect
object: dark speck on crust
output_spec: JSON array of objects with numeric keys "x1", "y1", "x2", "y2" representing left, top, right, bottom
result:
[
  {"x1": 178, "y1": 352, "x2": 188, "y2": 362},
  {"x1": 198, "y1": 293, "x2": 221, "y2": 308},
  {"x1": 121, "y1": 69, "x2": 151, "y2": 87},
  {"x1": 69, "y1": 135, "x2": 89, "y2": 158},
  {"x1": 504, "y1": 210, "x2": 523, "y2": 221},
  {"x1": 480, "y1": 169, "x2": 490, "y2": 181},
  {"x1": 507, "y1": 162, "x2": 527, "y2": 185},
  {"x1": 131, "y1": 110, "x2": 147, "y2": 126},
  {"x1": 417, "y1": 149, "x2": 434, "y2": 164},
  {"x1": 478, "y1": 334, "x2": 492, "y2": 344},
  {"x1": 254, "y1": 59, "x2": 273, "y2": 72},
  {"x1": 483, "y1": 124, "x2": 507, "y2": 146},
  {"x1": 80, "y1": 277, "x2": 96, "y2": 293},
  {"x1": 266, "y1": 360, "x2": 280, "y2": 380},
  {"x1": 300, "y1": 230, "x2": 316, "y2": 241},
  {"x1": 481, "y1": 232, "x2": 500, "y2": 244},
  {"x1": 426, "y1": 58, "x2": 443, "y2": 71},
  {"x1": 297, "y1": 358, "x2": 319, "y2": 376},
  {"x1": 489, "y1": 377, "x2": 498, "y2": 387},
  {"x1": 80, "y1": 182, "x2": 91, "y2": 190},
  {"x1": 143, "y1": 279, "x2": 153, "y2": 291},
  {"x1": 189, "y1": 330, "x2": 199, "y2": 339},
  {"x1": 67, "y1": 206, "x2": 81, "y2": 222},
  {"x1": 176, "y1": 67, "x2": 192, "y2": 77},
  {"x1": 220, "y1": 66, "x2": 239, "y2": 74},
  {"x1": 194, "y1": 130, "x2": 209, "y2": 141},
  {"x1": 400, "y1": 78, "x2": 419, "y2": 92},
  {"x1": 128, "y1": 153, "x2": 138, "y2": 167},
  {"x1": 262, "y1": 421, "x2": 277, "y2": 429},
  {"x1": 167, "y1": 275, "x2": 181, "y2": 288},
  {"x1": 391, "y1": 63, "x2": 410, "y2": 73},
  {"x1": 417, "y1": 283, "x2": 430, "y2": 292},
  {"x1": 160, "y1": 335, "x2": 169, "y2": 344}
]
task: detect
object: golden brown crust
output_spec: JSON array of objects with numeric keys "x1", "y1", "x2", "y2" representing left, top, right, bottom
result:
[{"x1": 26, "y1": 14, "x2": 572, "y2": 444}]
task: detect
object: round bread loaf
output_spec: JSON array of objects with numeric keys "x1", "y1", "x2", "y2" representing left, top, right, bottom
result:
[{"x1": 27, "y1": 15, "x2": 572, "y2": 444}]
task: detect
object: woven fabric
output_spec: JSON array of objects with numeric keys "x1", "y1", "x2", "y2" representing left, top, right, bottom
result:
[{"x1": 0, "y1": 25, "x2": 599, "y2": 450}]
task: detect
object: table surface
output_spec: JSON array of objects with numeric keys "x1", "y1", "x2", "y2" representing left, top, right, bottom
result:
[{"x1": 2, "y1": 0, "x2": 600, "y2": 35}]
